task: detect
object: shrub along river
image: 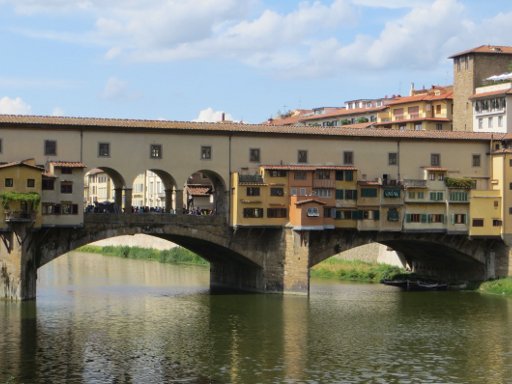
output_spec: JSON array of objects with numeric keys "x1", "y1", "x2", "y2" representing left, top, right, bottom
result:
[{"x1": 1, "y1": 252, "x2": 512, "y2": 383}]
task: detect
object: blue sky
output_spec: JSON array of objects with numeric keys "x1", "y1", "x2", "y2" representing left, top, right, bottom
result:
[{"x1": 1, "y1": 0, "x2": 512, "y2": 123}]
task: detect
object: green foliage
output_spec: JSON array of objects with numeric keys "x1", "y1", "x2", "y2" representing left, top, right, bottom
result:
[
  {"x1": 479, "y1": 277, "x2": 512, "y2": 296},
  {"x1": 340, "y1": 119, "x2": 351, "y2": 125},
  {"x1": 356, "y1": 117, "x2": 369, "y2": 123},
  {"x1": 311, "y1": 258, "x2": 404, "y2": 283},
  {"x1": 0, "y1": 191, "x2": 41, "y2": 209},
  {"x1": 444, "y1": 177, "x2": 475, "y2": 189},
  {"x1": 78, "y1": 245, "x2": 209, "y2": 266}
]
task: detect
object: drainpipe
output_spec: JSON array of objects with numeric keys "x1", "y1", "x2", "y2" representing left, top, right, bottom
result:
[{"x1": 397, "y1": 139, "x2": 401, "y2": 182}]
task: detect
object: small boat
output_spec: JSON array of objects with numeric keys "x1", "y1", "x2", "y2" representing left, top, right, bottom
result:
[{"x1": 381, "y1": 279, "x2": 448, "y2": 291}]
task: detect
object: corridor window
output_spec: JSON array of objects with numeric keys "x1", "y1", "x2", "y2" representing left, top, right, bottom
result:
[
  {"x1": 249, "y1": 148, "x2": 260, "y2": 163},
  {"x1": 150, "y1": 144, "x2": 162, "y2": 159},
  {"x1": 201, "y1": 146, "x2": 212, "y2": 160},
  {"x1": 42, "y1": 179, "x2": 54, "y2": 190},
  {"x1": 45, "y1": 140, "x2": 57, "y2": 156},
  {"x1": 343, "y1": 151, "x2": 354, "y2": 165},
  {"x1": 298, "y1": 150, "x2": 308, "y2": 163},
  {"x1": 388, "y1": 152, "x2": 397, "y2": 165},
  {"x1": 431, "y1": 153, "x2": 440, "y2": 166},
  {"x1": 98, "y1": 143, "x2": 110, "y2": 157},
  {"x1": 472, "y1": 154, "x2": 481, "y2": 167}
]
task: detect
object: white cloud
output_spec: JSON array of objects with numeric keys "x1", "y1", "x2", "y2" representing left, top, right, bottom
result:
[
  {"x1": 0, "y1": 97, "x2": 32, "y2": 114},
  {"x1": 101, "y1": 76, "x2": 141, "y2": 100},
  {"x1": 52, "y1": 106, "x2": 65, "y2": 116},
  {"x1": 194, "y1": 108, "x2": 233, "y2": 123}
]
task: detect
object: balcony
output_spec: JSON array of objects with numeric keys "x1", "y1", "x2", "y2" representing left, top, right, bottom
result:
[
  {"x1": 238, "y1": 174, "x2": 264, "y2": 184},
  {"x1": 4, "y1": 211, "x2": 36, "y2": 223},
  {"x1": 403, "y1": 179, "x2": 427, "y2": 188}
]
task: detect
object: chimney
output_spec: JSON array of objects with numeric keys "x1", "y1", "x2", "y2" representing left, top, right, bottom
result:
[
  {"x1": 221, "y1": 112, "x2": 225, "y2": 122},
  {"x1": 410, "y1": 82, "x2": 415, "y2": 96}
]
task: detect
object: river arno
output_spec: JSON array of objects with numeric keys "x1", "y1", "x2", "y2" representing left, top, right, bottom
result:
[{"x1": 1, "y1": 252, "x2": 512, "y2": 384}]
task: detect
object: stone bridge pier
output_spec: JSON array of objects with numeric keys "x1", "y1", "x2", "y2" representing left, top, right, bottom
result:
[{"x1": 1, "y1": 215, "x2": 511, "y2": 301}]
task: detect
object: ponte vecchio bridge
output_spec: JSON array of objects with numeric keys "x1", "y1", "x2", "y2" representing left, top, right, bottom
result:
[{"x1": 0, "y1": 115, "x2": 509, "y2": 300}]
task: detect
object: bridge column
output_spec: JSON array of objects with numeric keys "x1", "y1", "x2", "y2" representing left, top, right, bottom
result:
[
  {"x1": 114, "y1": 188, "x2": 123, "y2": 212},
  {"x1": 0, "y1": 225, "x2": 37, "y2": 301},
  {"x1": 123, "y1": 188, "x2": 133, "y2": 213},
  {"x1": 281, "y1": 229, "x2": 310, "y2": 294},
  {"x1": 164, "y1": 188, "x2": 173, "y2": 213},
  {"x1": 175, "y1": 189, "x2": 184, "y2": 215}
]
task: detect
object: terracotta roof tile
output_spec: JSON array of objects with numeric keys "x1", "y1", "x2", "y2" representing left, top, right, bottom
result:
[
  {"x1": 449, "y1": 45, "x2": 512, "y2": 58},
  {"x1": 0, "y1": 114, "x2": 496, "y2": 142},
  {"x1": 49, "y1": 161, "x2": 87, "y2": 168},
  {"x1": 469, "y1": 89, "x2": 512, "y2": 99},
  {"x1": 0, "y1": 160, "x2": 43, "y2": 171}
]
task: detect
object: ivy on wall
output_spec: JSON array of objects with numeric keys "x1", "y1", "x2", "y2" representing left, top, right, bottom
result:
[{"x1": 0, "y1": 192, "x2": 41, "y2": 209}]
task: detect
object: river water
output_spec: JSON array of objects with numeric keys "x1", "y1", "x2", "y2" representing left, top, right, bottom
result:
[{"x1": 1, "y1": 252, "x2": 512, "y2": 384}]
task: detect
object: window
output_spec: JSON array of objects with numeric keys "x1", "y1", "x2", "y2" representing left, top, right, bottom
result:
[
  {"x1": 436, "y1": 123, "x2": 443, "y2": 131},
  {"x1": 307, "y1": 207, "x2": 320, "y2": 217},
  {"x1": 429, "y1": 172, "x2": 436, "y2": 181},
  {"x1": 429, "y1": 214, "x2": 444, "y2": 223},
  {"x1": 27, "y1": 179, "x2": 35, "y2": 188},
  {"x1": 361, "y1": 188, "x2": 377, "y2": 198},
  {"x1": 42, "y1": 203, "x2": 57, "y2": 215},
  {"x1": 61, "y1": 202, "x2": 78, "y2": 215},
  {"x1": 150, "y1": 144, "x2": 162, "y2": 159},
  {"x1": 387, "y1": 208, "x2": 399, "y2": 222},
  {"x1": 383, "y1": 188, "x2": 400, "y2": 198},
  {"x1": 336, "y1": 170, "x2": 354, "y2": 181},
  {"x1": 449, "y1": 191, "x2": 468, "y2": 201},
  {"x1": 335, "y1": 189, "x2": 344, "y2": 200},
  {"x1": 493, "y1": 219, "x2": 502, "y2": 227},
  {"x1": 5, "y1": 178, "x2": 13, "y2": 187},
  {"x1": 60, "y1": 182, "x2": 73, "y2": 194},
  {"x1": 246, "y1": 187, "x2": 260, "y2": 196},
  {"x1": 267, "y1": 208, "x2": 287, "y2": 218},
  {"x1": 61, "y1": 167, "x2": 72, "y2": 174},
  {"x1": 453, "y1": 214, "x2": 466, "y2": 224},
  {"x1": 343, "y1": 151, "x2": 354, "y2": 165},
  {"x1": 388, "y1": 152, "x2": 397, "y2": 165},
  {"x1": 472, "y1": 219, "x2": 484, "y2": 227},
  {"x1": 269, "y1": 170, "x2": 286, "y2": 177},
  {"x1": 42, "y1": 179, "x2": 54, "y2": 190},
  {"x1": 414, "y1": 123, "x2": 423, "y2": 131},
  {"x1": 431, "y1": 153, "x2": 440, "y2": 166},
  {"x1": 498, "y1": 116, "x2": 503, "y2": 128},
  {"x1": 488, "y1": 117, "x2": 493, "y2": 128},
  {"x1": 290, "y1": 187, "x2": 297, "y2": 196},
  {"x1": 243, "y1": 208, "x2": 264, "y2": 218},
  {"x1": 336, "y1": 210, "x2": 355, "y2": 220},
  {"x1": 98, "y1": 142, "x2": 110, "y2": 157},
  {"x1": 435, "y1": 105, "x2": 442, "y2": 114},
  {"x1": 430, "y1": 191, "x2": 444, "y2": 201},
  {"x1": 270, "y1": 187, "x2": 284, "y2": 196},
  {"x1": 406, "y1": 214, "x2": 422, "y2": 223},
  {"x1": 44, "y1": 140, "x2": 57, "y2": 156},
  {"x1": 478, "y1": 118, "x2": 483, "y2": 129},
  {"x1": 201, "y1": 146, "x2": 211, "y2": 160},
  {"x1": 313, "y1": 188, "x2": 332, "y2": 198},
  {"x1": 315, "y1": 170, "x2": 330, "y2": 179},
  {"x1": 324, "y1": 207, "x2": 336, "y2": 218},
  {"x1": 344, "y1": 190, "x2": 357, "y2": 200},
  {"x1": 0, "y1": 138, "x2": 2, "y2": 153},
  {"x1": 249, "y1": 148, "x2": 260, "y2": 162},
  {"x1": 294, "y1": 171, "x2": 307, "y2": 180},
  {"x1": 472, "y1": 154, "x2": 481, "y2": 167},
  {"x1": 298, "y1": 150, "x2": 308, "y2": 163}
]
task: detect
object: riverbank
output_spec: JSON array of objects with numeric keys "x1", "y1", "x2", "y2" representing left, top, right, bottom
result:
[
  {"x1": 479, "y1": 277, "x2": 512, "y2": 296},
  {"x1": 311, "y1": 258, "x2": 404, "y2": 283},
  {"x1": 78, "y1": 245, "x2": 209, "y2": 266}
]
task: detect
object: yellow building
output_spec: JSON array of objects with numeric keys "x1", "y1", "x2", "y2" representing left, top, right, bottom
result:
[
  {"x1": 0, "y1": 159, "x2": 43, "y2": 229},
  {"x1": 375, "y1": 85, "x2": 453, "y2": 131}
]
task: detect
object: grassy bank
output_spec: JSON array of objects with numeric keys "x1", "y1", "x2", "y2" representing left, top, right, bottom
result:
[
  {"x1": 77, "y1": 245, "x2": 209, "y2": 266},
  {"x1": 479, "y1": 277, "x2": 512, "y2": 296},
  {"x1": 311, "y1": 258, "x2": 404, "y2": 283}
]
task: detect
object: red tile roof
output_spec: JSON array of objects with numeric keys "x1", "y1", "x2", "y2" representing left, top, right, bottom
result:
[
  {"x1": 49, "y1": 161, "x2": 87, "y2": 168},
  {"x1": 299, "y1": 106, "x2": 386, "y2": 122},
  {"x1": 387, "y1": 89, "x2": 453, "y2": 105},
  {"x1": 449, "y1": 45, "x2": 512, "y2": 58},
  {"x1": 186, "y1": 185, "x2": 211, "y2": 196},
  {"x1": 0, "y1": 114, "x2": 496, "y2": 142},
  {"x1": 0, "y1": 160, "x2": 43, "y2": 171}
]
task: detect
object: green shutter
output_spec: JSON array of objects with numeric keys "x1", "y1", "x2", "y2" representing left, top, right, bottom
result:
[
  {"x1": 406, "y1": 213, "x2": 411, "y2": 223},
  {"x1": 421, "y1": 214, "x2": 428, "y2": 223},
  {"x1": 374, "y1": 210, "x2": 380, "y2": 220}
]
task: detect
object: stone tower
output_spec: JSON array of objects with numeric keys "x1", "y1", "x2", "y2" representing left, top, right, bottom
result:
[{"x1": 451, "y1": 45, "x2": 512, "y2": 131}]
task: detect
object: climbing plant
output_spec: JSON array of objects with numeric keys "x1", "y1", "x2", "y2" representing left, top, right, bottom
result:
[
  {"x1": 0, "y1": 192, "x2": 41, "y2": 210},
  {"x1": 444, "y1": 177, "x2": 475, "y2": 189}
]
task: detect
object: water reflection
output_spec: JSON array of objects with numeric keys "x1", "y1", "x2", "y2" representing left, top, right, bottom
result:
[{"x1": 0, "y1": 253, "x2": 511, "y2": 383}]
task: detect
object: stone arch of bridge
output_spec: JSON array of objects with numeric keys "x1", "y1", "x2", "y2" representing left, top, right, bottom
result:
[
  {"x1": 306, "y1": 230, "x2": 498, "y2": 281},
  {"x1": 182, "y1": 169, "x2": 228, "y2": 217},
  {"x1": 128, "y1": 168, "x2": 178, "y2": 213}
]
